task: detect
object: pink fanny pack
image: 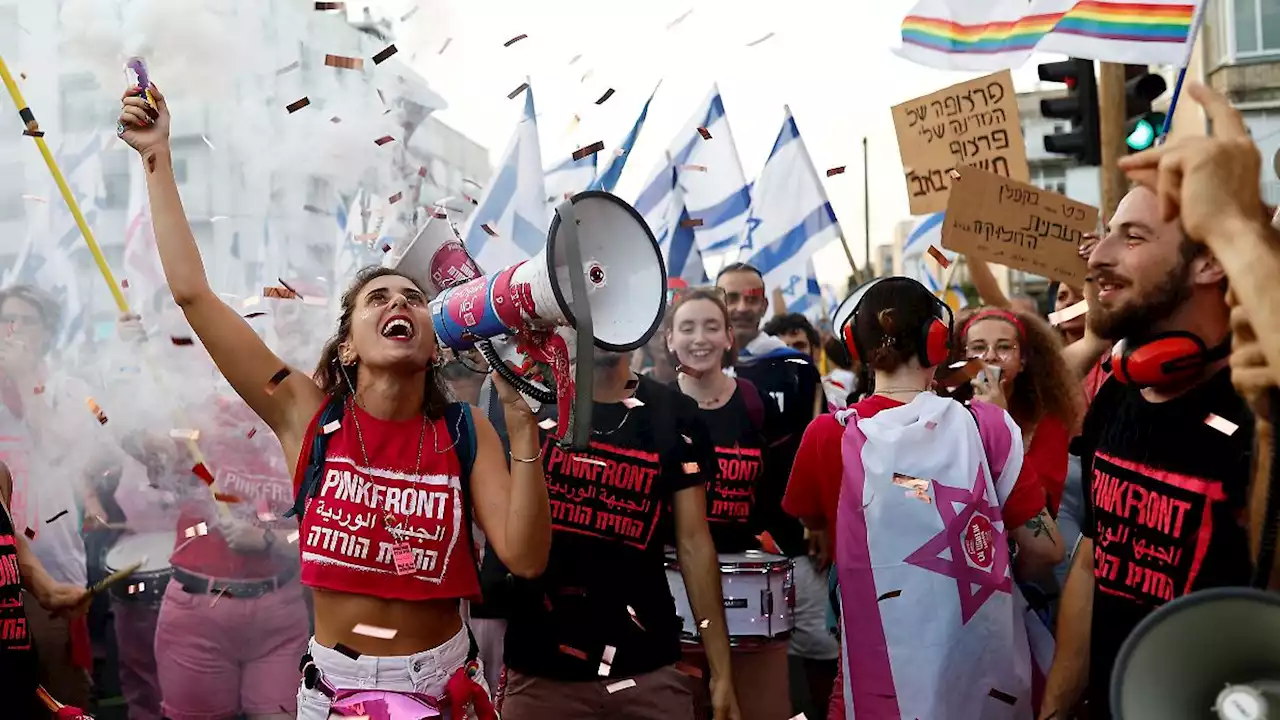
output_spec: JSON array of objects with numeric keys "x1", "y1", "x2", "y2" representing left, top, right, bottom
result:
[
  {"x1": 328, "y1": 690, "x2": 441, "y2": 719},
  {"x1": 304, "y1": 653, "x2": 496, "y2": 720}
]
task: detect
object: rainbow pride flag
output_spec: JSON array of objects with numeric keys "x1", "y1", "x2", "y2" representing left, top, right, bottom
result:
[{"x1": 896, "y1": 0, "x2": 1201, "y2": 70}]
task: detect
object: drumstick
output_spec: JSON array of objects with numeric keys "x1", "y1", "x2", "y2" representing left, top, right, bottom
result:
[
  {"x1": 88, "y1": 558, "x2": 145, "y2": 597},
  {"x1": 36, "y1": 685, "x2": 63, "y2": 710}
]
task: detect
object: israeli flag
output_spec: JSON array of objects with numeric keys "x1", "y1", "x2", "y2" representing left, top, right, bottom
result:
[
  {"x1": 902, "y1": 212, "x2": 968, "y2": 309},
  {"x1": 544, "y1": 153, "x2": 597, "y2": 216},
  {"x1": 462, "y1": 85, "x2": 549, "y2": 270},
  {"x1": 903, "y1": 211, "x2": 944, "y2": 255},
  {"x1": 648, "y1": 168, "x2": 709, "y2": 284},
  {"x1": 740, "y1": 108, "x2": 841, "y2": 320},
  {"x1": 634, "y1": 85, "x2": 752, "y2": 257},
  {"x1": 3, "y1": 133, "x2": 105, "y2": 348},
  {"x1": 591, "y1": 88, "x2": 656, "y2": 194}
]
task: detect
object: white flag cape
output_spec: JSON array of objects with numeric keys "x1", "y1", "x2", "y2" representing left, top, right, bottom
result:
[{"x1": 835, "y1": 393, "x2": 1036, "y2": 719}]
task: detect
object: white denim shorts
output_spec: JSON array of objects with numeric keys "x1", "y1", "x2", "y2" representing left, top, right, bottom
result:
[{"x1": 296, "y1": 625, "x2": 490, "y2": 720}]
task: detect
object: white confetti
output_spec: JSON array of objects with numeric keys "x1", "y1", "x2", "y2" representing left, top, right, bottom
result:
[
  {"x1": 606, "y1": 679, "x2": 636, "y2": 693},
  {"x1": 538, "y1": 418, "x2": 558, "y2": 430},
  {"x1": 1048, "y1": 299, "x2": 1088, "y2": 326},
  {"x1": 169, "y1": 428, "x2": 200, "y2": 441},
  {"x1": 598, "y1": 644, "x2": 616, "y2": 676},
  {"x1": 201, "y1": 135, "x2": 215, "y2": 150},
  {"x1": 573, "y1": 456, "x2": 608, "y2": 467},
  {"x1": 351, "y1": 623, "x2": 398, "y2": 640},
  {"x1": 1204, "y1": 413, "x2": 1239, "y2": 436},
  {"x1": 287, "y1": 530, "x2": 300, "y2": 544},
  {"x1": 322, "y1": 420, "x2": 342, "y2": 435},
  {"x1": 621, "y1": 397, "x2": 645, "y2": 409},
  {"x1": 184, "y1": 521, "x2": 209, "y2": 538}
]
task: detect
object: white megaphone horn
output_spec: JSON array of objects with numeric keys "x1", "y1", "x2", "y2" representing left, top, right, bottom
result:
[{"x1": 407, "y1": 192, "x2": 668, "y2": 450}]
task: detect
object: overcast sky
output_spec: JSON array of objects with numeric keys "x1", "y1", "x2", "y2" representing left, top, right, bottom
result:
[{"x1": 368, "y1": 0, "x2": 1061, "y2": 288}]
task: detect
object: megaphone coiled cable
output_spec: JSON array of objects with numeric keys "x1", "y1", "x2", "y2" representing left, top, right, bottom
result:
[{"x1": 477, "y1": 340, "x2": 556, "y2": 405}]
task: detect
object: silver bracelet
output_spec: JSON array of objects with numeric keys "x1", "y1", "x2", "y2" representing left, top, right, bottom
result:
[{"x1": 510, "y1": 448, "x2": 544, "y2": 464}]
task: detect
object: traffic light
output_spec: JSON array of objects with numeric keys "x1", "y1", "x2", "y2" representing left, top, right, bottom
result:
[
  {"x1": 1123, "y1": 65, "x2": 1168, "y2": 151},
  {"x1": 1039, "y1": 58, "x2": 1101, "y2": 166}
]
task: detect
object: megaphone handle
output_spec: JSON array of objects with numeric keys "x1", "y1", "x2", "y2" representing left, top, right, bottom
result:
[{"x1": 555, "y1": 199, "x2": 595, "y2": 453}]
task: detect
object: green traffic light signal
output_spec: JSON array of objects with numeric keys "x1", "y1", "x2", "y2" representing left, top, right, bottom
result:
[{"x1": 1126, "y1": 112, "x2": 1167, "y2": 151}]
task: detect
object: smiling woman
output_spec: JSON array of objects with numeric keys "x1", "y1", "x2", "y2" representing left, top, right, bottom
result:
[{"x1": 117, "y1": 81, "x2": 551, "y2": 720}]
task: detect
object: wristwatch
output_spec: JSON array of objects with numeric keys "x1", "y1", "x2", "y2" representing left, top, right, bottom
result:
[{"x1": 262, "y1": 528, "x2": 277, "y2": 552}]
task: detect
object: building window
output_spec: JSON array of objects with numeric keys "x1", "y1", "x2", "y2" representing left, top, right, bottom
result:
[
  {"x1": 59, "y1": 73, "x2": 114, "y2": 135},
  {"x1": 306, "y1": 176, "x2": 331, "y2": 209},
  {"x1": 0, "y1": 161, "x2": 23, "y2": 221},
  {"x1": 1224, "y1": 0, "x2": 1280, "y2": 57},
  {"x1": 102, "y1": 151, "x2": 129, "y2": 209},
  {"x1": 1030, "y1": 167, "x2": 1068, "y2": 196},
  {"x1": 0, "y1": 7, "x2": 18, "y2": 70}
]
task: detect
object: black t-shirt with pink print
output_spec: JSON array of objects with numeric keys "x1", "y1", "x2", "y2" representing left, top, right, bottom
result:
[
  {"x1": 1, "y1": 493, "x2": 39, "y2": 716},
  {"x1": 1077, "y1": 369, "x2": 1253, "y2": 719},
  {"x1": 500, "y1": 376, "x2": 715, "y2": 681}
]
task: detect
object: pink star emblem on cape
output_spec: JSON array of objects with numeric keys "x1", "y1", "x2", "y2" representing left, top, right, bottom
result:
[{"x1": 903, "y1": 466, "x2": 1012, "y2": 624}]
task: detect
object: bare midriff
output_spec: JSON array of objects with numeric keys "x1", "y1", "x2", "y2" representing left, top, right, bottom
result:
[{"x1": 311, "y1": 587, "x2": 463, "y2": 656}]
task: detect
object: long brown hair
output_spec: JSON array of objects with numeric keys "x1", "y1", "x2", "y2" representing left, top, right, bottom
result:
[
  {"x1": 666, "y1": 287, "x2": 735, "y2": 368},
  {"x1": 953, "y1": 306, "x2": 1084, "y2": 435},
  {"x1": 313, "y1": 266, "x2": 452, "y2": 419}
]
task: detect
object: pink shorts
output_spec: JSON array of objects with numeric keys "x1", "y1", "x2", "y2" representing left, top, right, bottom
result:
[{"x1": 154, "y1": 577, "x2": 310, "y2": 719}]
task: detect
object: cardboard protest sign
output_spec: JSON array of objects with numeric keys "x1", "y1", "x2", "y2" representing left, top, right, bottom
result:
[
  {"x1": 892, "y1": 71, "x2": 1029, "y2": 215},
  {"x1": 941, "y1": 166, "x2": 1096, "y2": 285}
]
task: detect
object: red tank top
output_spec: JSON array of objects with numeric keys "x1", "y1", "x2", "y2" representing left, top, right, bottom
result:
[
  {"x1": 170, "y1": 398, "x2": 294, "y2": 579},
  {"x1": 294, "y1": 401, "x2": 481, "y2": 601}
]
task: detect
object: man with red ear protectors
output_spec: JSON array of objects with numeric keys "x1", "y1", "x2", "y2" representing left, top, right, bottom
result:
[{"x1": 1040, "y1": 185, "x2": 1255, "y2": 720}]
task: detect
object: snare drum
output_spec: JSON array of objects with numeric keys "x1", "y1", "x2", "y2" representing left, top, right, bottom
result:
[
  {"x1": 665, "y1": 550, "x2": 795, "y2": 644},
  {"x1": 104, "y1": 531, "x2": 176, "y2": 605}
]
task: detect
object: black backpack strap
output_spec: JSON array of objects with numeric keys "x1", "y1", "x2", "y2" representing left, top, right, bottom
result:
[
  {"x1": 285, "y1": 398, "x2": 345, "y2": 520},
  {"x1": 445, "y1": 402, "x2": 480, "y2": 572}
]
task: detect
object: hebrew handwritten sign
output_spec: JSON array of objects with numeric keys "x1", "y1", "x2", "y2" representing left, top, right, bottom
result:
[
  {"x1": 941, "y1": 166, "x2": 1096, "y2": 285},
  {"x1": 892, "y1": 71, "x2": 1029, "y2": 215}
]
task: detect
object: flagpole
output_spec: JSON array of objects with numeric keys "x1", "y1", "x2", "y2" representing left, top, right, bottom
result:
[
  {"x1": 0, "y1": 54, "x2": 129, "y2": 313},
  {"x1": 1157, "y1": 0, "x2": 1210, "y2": 140},
  {"x1": 862, "y1": 136, "x2": 872, "y2": 280}
]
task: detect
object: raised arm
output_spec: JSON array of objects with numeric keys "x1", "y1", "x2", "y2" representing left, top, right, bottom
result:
[
  {"x1": 965, "y1": 257, "x2": 1012, "y2": 309},
  {"x1": 117, "y1": 85, "x2": 323, "y2": 443},
  {"x1": 468, "y1": 375, "x2": 550, "y2": 579}
]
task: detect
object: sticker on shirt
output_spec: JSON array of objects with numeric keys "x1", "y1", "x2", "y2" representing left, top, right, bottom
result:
[
  {"x1": 543, "y1": 439, "x2": 664, "y2": 550},
  {"x1": 303, "y1": 459, "x2": 461, "y2": 583},
  {"x1": 893, "y1": 473, "x2": 933, "y2": 504},
  {"x1": 707, "y1": 446, "x2": 762, "y2": 523},
  {"x1": 1089, "y1": 451, "x2": 1225, "y2": 607}
]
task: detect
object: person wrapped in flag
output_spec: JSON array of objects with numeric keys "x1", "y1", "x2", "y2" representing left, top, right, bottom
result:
[{"x1": 784, "y1": 277, "x2": 1064, "y2": 719}]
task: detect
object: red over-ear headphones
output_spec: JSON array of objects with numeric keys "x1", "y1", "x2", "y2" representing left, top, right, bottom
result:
[
  {"x1": 834, "y1": 277, "x2": 954, "y2": 369},
  {"x1": 1107, "y1": 331, "x2": 1231, "y2": 389}
]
